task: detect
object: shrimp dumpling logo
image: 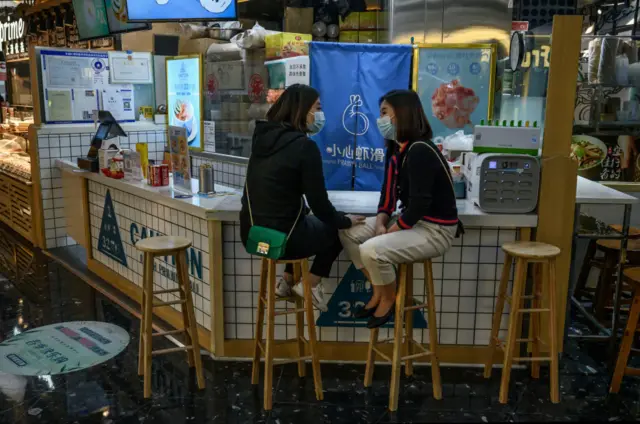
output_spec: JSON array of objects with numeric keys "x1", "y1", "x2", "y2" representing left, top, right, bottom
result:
[{"x1": 342, "y1": 95, "x2": 370, "y2": 136}]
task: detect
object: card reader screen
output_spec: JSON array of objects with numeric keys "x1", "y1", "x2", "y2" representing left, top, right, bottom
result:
[{"x1": 488, "y1": 161, "x2": 497, "y2": 169}]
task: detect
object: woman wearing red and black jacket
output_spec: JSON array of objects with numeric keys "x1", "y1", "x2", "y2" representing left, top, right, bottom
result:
[{"x1": 340, "y1": 89, "x2": 460, "y2": 328}]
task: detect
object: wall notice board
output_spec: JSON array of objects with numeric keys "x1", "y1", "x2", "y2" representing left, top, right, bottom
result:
[{"x1": 39, "y1": 48, "x2": 137, "y2": 124}]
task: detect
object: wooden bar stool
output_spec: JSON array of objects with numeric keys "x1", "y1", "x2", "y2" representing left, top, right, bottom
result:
[
  {"x1": 364, "y1": 260, "x2": 442, "y2": 412},
  {"x1": 251, "y1": 258, "x2": 323, "y2": 411},
  {"x1": 610, "y1": 267, "x2": 640, "y2": 393},
  {"x1": 135, "y1": 236, "x2": 205, "y2": 398},
  {"x1": 574, "y1": 225, "x2": 640, "y2": 322},
  {"x1": 484, "y1": 241, "x2": 561, "y2": 404}
]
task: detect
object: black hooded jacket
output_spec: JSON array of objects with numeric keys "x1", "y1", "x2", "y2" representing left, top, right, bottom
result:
[{"x1": 240, "y1": 121, "x2": 351, "y2": 240}]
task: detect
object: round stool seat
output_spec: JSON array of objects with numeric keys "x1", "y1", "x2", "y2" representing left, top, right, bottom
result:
[
  {"x1": 502, "y1": 241, "x2": 561, "y2": 259},
  {"x1": 608, "y1": 225, "x2": 640, "y2": 239},
  {"x1": 597, "y1": 238, "x2": 640, "y2": 252},
  {"x1": 135, "y1": 236, "x2": 191, "y2": 253},
  {"x1": 623, "y1": 267, "x2": 640, "y2": 286}
]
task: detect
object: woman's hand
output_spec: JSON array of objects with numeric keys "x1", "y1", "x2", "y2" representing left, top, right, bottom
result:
[
  {"x1": 375, "y1": 222, "x2": 387, "y2": 236},
  {"x1": 347, "y1": 214, "x2": 366, "y2": 226},
  {"x1": 387, "y1": 224, "x2": 401, "y2": 234}
]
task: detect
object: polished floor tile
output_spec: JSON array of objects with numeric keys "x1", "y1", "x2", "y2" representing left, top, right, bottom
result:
[{"x1": 0, "y1": 256, "x2": 639, "y2": 423}]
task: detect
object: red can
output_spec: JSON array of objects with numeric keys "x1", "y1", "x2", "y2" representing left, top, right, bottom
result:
[
  {"x1": 148, "y1": 165, "x2": 163, "y2": 187},
  {"x1": 160, "y1": 164, "x2": 169, "y2": 186}
]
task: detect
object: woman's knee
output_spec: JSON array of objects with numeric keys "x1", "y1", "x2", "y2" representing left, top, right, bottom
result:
[{"x1": 359, "y1": 239, "x2": 379, "y2": 264}]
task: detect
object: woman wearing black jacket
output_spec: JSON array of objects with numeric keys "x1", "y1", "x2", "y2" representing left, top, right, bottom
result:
[
  {"x1": 241, "y1": 84, "x2": 364, "y2": 311},
  {"x1": 340, "y1": 90, "x2": 460, "y2": 328}
]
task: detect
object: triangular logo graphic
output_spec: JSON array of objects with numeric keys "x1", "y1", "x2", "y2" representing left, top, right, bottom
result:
[
  {"x1": 97, "y1": 190, "x2": 128, "y2": 267},
  {"x1": 317, "y1": 264, "x2": 426, "y2": 328}
]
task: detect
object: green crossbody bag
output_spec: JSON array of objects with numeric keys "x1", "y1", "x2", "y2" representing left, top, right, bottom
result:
[{"x1": 244, "y1": 183, "x2": 303, "y2": 259}]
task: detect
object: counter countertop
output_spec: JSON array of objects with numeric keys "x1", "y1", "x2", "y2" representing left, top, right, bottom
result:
[
  {"x1": 57, "y1": 160, "x2": 237, "y2": 219},
  {"x1": 59, "y1": 160, "x2": 638, "y2": 228},
  {"x1": 576, "y1": 176, "x2": 639, "y2": 205}
]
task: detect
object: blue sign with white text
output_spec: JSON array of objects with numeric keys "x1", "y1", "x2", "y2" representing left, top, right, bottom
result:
[
  {"x1": 97, "y1": 190, "x2": 128, "y2": 267},
  {"x1": 310, "y1": 42, "x2": 413, "y2": 191},
  {"x1": 317, "y1": 264, "x2": 427, "y2": 328}
]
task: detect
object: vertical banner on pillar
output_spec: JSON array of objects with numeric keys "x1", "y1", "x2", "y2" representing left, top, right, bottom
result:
[{"x1": 310, "y1": 42, "x2": 413, "y2": 191}]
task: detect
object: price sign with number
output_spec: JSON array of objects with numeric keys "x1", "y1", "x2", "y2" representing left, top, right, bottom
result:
[{"x1": 317, "y1": 265, "x2": 428, "y2": 328}]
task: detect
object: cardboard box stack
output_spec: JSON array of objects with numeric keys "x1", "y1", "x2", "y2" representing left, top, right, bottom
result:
[
  {"x1": 205, "y1": 48, "x2": 269, "y2": 157},
  {"x1": 338, "y1": 11, "x2": 388, "y2": 44}
]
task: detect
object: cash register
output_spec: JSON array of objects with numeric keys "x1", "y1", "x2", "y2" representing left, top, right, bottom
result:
[{"x1": 77, "y1": 111, "x2": 127, "y2": 173}]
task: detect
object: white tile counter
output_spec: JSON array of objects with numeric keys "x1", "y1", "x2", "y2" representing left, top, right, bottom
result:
[
  {"x1": 58, "y1": 158, "x2": 638, "y2": 362},
  {"x1": 576, "y1": 176, "x2": 639, "y2": 205},
  {"x1": 212, "y1": 188, "x2": 539, "y2": 228}
]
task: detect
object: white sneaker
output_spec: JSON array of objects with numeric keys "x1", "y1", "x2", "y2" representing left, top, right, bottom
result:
[
  {"x1": 275, "y1": 278, "x2": 293, "y2": 298},
  {"x1": 293, "y1": 282, "x2": 328, "y2": 312}
]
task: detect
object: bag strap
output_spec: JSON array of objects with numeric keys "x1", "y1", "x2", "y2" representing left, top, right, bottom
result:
[
  {"x1": 245, "y1": 183, "x2": 304, "y2": 240},
  {"x1": 405, "y1": 141, "x2": 456, "y2": 198}
]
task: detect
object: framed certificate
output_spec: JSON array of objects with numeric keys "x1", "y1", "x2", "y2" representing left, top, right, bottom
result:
[{"x1": 108, "y1": 51, "x2": 154, "y2": 84}]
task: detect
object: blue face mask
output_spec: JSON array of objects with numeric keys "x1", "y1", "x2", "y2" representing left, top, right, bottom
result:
[
  {"x1": 377, "y1": 116, "x2": 396, "y2": 140},
  {"x1": 308, "y1": 111, "x2": 325, "y2": 135}
]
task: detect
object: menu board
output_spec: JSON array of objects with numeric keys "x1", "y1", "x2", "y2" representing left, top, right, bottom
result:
[
  {"x1": 413, "y1": 45, "x2": 496, "y2": 144},
  {"x1": 72, "y1": 0, "x2": 110, "y2": 41},
  {"x1": 166, "y1": 55, "x2": 203, "y2": 151},
  {"x1": 169, "y1": 126, "x2": 192, "y2": 192}
]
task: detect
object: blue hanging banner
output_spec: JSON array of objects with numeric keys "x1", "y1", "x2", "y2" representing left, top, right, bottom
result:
[
  {"x1": 310, "y1": 42, "x2": 413, "y2": 191},
  {"x1": 98, "y1": 190, "x2": 128, "y2": 267},
  {"x1": 317, "y1": 264, "x2": 427, "y2": 329}
]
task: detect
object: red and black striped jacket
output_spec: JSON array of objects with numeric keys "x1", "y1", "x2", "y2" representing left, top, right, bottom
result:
[{"x1": 377, "y1": 140, "x2": 458, "y2": 229}]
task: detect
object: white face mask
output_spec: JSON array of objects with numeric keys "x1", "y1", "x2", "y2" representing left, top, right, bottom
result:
[
  {"x1": 376, "y1": 115, "x2": 396, "y2": 140},
  {"x1": 307, "y1": 111, "x2": 325, "y2": 135}
]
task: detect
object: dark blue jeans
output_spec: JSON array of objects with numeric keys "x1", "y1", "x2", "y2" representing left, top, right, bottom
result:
[{"x1": 282, "y1": 216, "x2": 343, "y2": 278}]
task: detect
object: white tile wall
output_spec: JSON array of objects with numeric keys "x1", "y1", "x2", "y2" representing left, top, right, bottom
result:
[
  {"x1": 88, "y1": 180, "x2": 211, "y2": 330},
  {"x1": 190, "y1": 154, "x2": 247, "y2": 189},
  {"x1": 39, "y1": 128, "x2": 167, "y2": 249},
  {"x1": 221, "y1": 223, "x2": 516, "y2": 346}
]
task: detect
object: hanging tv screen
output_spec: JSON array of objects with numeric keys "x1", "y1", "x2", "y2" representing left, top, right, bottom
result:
[
  {"x1": 72, "y1": 0, "x2": 110, "y2": 41},
  {"x1": 105, "y1": 0, "x2": 151, "y2": 35},
  {"x1": 126, "y1": 0, "x2": 238, "y2": 22}
]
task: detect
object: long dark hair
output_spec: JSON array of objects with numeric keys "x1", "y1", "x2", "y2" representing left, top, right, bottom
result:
[
  {"x1": 379, "y1": 90, "x2": 433, "y2": 154},
  {"x1": 266, "y1": 84, "x2": 319, "y2": 132}
]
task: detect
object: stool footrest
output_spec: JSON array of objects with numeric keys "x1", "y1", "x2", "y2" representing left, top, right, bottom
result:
[
  {"x1": 516, "y1": 308, "x2": 550, "y2": 313},
  {"x1": 401, "y1": 351, "x2": 433, "y2": 361},
  {"x1": 404, "y1": 303, "x2": 429, "y2": 312},
  {"x1": 273, "y1": 356, "x2": 312, "y2": 366},
  {"x1": 512, "y1": 356, "x2": 551, "y2": 362},
  {"x1": 274, "y1": 307, "x2": 306, "y2": 317},
  {"x1": 371, "y1": 346, "x2": 392, "y2": 362},
  {"x1": 625, "y1": 367, "x2": 640, "y2": 376},
  {"x1": 153, "y1": 299, "x2": 186, "y2": 307},
  {"x1": 152, "y1": 346, "x2": 193, "y2": 356},
  {"x1": 153, "y1": 329, "x2": 186, "y2": 337},
  {"x1": 409, "y1": 339, "x2": 431, "y2": 354},
  {"x1": 153, "y1": 288, "x2": 181, "y2": 295},
  {"x1": 505, "y1": 294, "x2": 538, "y2": 304}
]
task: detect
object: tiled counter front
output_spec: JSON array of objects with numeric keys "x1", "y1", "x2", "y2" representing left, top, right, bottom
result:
[
  {"x1": 221, "y1": 222, "x2": 515, "y2": 346},
  {"x1": 37, "y1": 124, "x2": 167, "y2": 249},
  {"x1": 88, "y1": 180, "x2": 212, "y2": 331}
]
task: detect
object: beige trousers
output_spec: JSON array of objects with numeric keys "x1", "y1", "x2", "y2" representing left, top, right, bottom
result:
[{"x1": 340, "y1": 217, "x2": 456, "y2": 286}]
